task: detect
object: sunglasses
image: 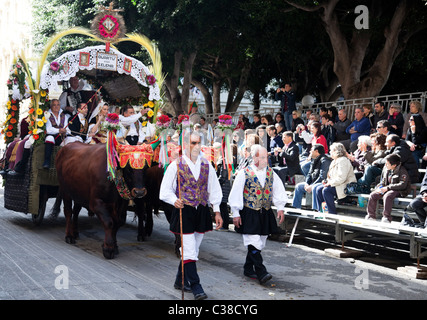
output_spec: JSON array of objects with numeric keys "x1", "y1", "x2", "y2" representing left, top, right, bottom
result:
[{"x1": 190, "y1": 141, "x2": 201, "y2": 145}]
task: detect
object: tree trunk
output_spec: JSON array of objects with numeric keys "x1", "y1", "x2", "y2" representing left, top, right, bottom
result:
[
  {"x1": 286, "y1": 0, "x2": 418, "y2": 100},
  {"x1": 225, "y1": 61, "x2": 252, "y2": 113},
  {"x1": 191, "y1": 78, "x2": 213, "y2": 114},
  {"x1": 181, "y1": 52, "x2": 197, "y2": 113},
  {"x1": 163, "y1": 51, "x2": 197, "y2": 115},
  {"x1": 212, "y1": 78, "x2": 222, "y2": 114}
]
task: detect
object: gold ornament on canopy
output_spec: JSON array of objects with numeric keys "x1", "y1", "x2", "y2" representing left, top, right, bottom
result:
[{"x1": 91, "y1": 2, "x2": 126, "y2": 43}]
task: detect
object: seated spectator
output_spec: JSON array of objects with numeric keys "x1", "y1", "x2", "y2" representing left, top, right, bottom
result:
[
  {"x1": 402, "y1": 100, "x2": 427, "y2": 139},
  {"x1": 235, "y1": 114, "x2": 246, "y2": 131},
  {"x1": 275, "y1": 121, "x2": 286, "y2": 139},
  {"x1": 301, "y1": 122, "x2": 328, "y2": 176},
  {"x1": 365, "y1": 154, "x2": 411, "y2": 223},
  {"x1": 308, "y1": 113, "x2": 320, "y2": 122},
  {"x1": 321, "y1": 114, "x2": 336, "y2": 149},
  {"x1": 404, "y1": 170, "x2": 427, "y2": 228},
  {"x1": 311, "y1": 121, "x2": 328, "y2": 154},
  {"x1": 347, "y1": 133, "x2": 419, "y2": 194},
  {"x1": 314, "y1": 142, "x2": 356, "y2": 214},
  {"x1": 327, "y1": 106, "x2": 339, "y2": 123},
  {"x1": 273, "y1": 131, "x2": 302, "y2": 187},
  {"x1": 256, "y1": 125, "x2": 268, "y2": 151},
  {"x1": 291, "y1": 110, "x2": 304, "y2": 132},
  {"x1": 319, "y1": 106, "x2": 328, "y2": 118},
  {"x1": 297, "y1": 121, "x2": 313, "y2": 159},
  {"x1": 345, "y1": 106, "x2": 371, "y2": 153},
  {"x1": 364, "y1": 133, "x2": 387, "y2": 165},
  {"x1": 333, "y1": 108, "x2": 351, "y2": 149},
  {"x1": 292, "y1": 144, "x2": 331, "y2": 210},
  {"x1": 387, "y1": 103, "x2": 404, "y2": 137},
  {"x1": 373, "y1": 101, "x2": 388, "y2": 129},
  {"x1": 405, "y1": 113, "x2": 427, "y2": 167},
  {"x1": 363, "y1": 104, "x2": 375, "y2": 131},
  {"x1": 261, "y1": 114, "x2": 274, "y2": 126},
  {"x1": 252, "y1": 114, "x2": 262, "y2": 129},
  {"x1": 266, "y1": 125, "x2": 283, "y2": 165},
  {"x1": 235, "y1": 134, "x2": 261, "y2": 173},
  {"x1": 274, "y1": 112, "x2": 286, "y2": 129},
  {"x1": 304, "y1": 110, "x2": 313, "y2": 123},
  {"x1": 347, "y1": 135, "x2": 371, "y2": 180},
  {"x1": 375, "y1": 120, "x2": 391, "y2": 136}
]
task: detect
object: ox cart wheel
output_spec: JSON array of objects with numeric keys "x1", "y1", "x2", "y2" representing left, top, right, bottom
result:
[
  {"x1": 31, "y1": 185, "x2": 60, "y2": 226},
  {"x1": 32, "y1": 198, "x2": 46, "y2": 226}
]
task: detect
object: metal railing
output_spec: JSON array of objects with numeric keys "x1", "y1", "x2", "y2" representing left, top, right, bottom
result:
[{"x1": 201, "y1": 91, "x2": 427, "y2": 124}]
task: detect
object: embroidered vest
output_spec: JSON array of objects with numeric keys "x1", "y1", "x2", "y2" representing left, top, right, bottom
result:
[
  {"x1": 49, "y1": 112, "x2": 66, "y2": 128},
  {"x1": 243, "y1": 166, "x2": 274, "y2": 210},
  {"x1": 78, "y1": 117, "x2": 88, "y2": 134},
  {"x1": 175, "y1": 157, "x2": 209, "y2": 207}
]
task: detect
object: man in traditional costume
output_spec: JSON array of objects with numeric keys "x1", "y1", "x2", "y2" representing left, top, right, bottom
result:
[
  {"x1": 43, "y1": 99, "x2": 70, "y2": 169},
  {"x1": 159, "y1": 131, "x2": 223, "y2": 300},
  {"x1": 118, "y1": 105, "x2": 144, "y2": 145},
  {"x1": 64, "y1": 103, "x2": 89, "y2": 145},
  {"x1": 59, "y1": 76, "x2": 84, "y2": 116},
  {"x1": 228, "y1": 145, "x2": 287, "y2": 284}
]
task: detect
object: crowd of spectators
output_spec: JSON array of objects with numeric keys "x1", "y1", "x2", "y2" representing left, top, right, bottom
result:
[{"x1": 220, "y1": 100, "x2": 427, "y2": 225}]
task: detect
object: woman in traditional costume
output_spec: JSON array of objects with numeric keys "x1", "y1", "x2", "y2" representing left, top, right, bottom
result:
[{"x1": 87, "y1": 101, "x2": 110, "y2": 144}]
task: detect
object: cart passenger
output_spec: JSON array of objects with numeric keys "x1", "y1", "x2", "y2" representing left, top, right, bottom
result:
[
  {"x1": 43, "y1": 99, "x2": 70, "y2": 169},
  {"x1": 64, "y1": 103, "x2": 89, "y2": 145}
]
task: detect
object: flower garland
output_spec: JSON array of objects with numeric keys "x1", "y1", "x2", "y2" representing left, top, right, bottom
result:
[
  {"x1": 217, "y1": 114, "x2": 235, "y2": 131},
  {"x1": 140, "y1": 100, "x2": 157, "y2": 126},
  {"x1": 102, "y1": 112, "x2": 121, "y2": 132},
  {"x1": 28, "y1": 89, "x2": 50, "y2": 145},
  {"x1": 104, "y1": 113, "x2": 120, "y2": 180},
  {"x1": 2, "y1": 59, "x2": 30, "y2": 144}
]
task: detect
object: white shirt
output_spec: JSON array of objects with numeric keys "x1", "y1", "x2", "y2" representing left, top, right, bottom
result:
[
  {"x1": 46, "y1": 109, "x2": 71, "y2": 135},
  {"x1": 228, "y1": 165, "x2": 288, "y2": 218},
  {"x1": 117, "y1": 114, "x2": 144, "y2": 142},
  {"x1": 159, "y1": 153, "x2": 222, "y2": 212}
]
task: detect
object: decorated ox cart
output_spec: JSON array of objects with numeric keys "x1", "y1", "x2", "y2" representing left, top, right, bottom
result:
[{"x1": 1, "y1": 4, "x2": 163, "y2": 226}]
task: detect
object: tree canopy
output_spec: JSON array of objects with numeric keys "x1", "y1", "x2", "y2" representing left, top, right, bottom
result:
[{"x1": 31, "y1": 0, "x2": 427, "y2": 115}]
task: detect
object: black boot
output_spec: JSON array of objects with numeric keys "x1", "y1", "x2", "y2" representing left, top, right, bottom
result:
[
  {"x1": 0, "y1": 160, "x2": 9, "y2": 178},
  {"x1": 43, "y1": 143, "x2": 54, "y2": 169},
  {"x1": 8, "y1": 148, "x2": 31, "y2": 176},
  {"x1": 174, "y1": 262, "x2": 192, "y2": 292},
  {"x1": 248, "y1": 245, "x2": 272, "y2": 285},
  {"x1": 184, "y1": 261, "x2": 207, "y2": 300},
  {"x1": 243, "y1": 249, "x2": 257, "y2": 279}
]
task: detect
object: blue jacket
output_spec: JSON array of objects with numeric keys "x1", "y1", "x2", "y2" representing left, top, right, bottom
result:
[
  {"x1": 345, "y1": 117, "x2": 371, "y2": 141},
  {"x1": 275, "y1": 91, "x2": 296, "y2": 113}
]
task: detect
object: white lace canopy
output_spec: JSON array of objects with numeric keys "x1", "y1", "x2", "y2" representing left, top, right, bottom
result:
[{"x1": 39, "y1": 45, "x2": 161, "y2": 101}]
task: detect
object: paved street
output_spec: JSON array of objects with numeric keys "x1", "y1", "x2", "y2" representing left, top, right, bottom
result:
[{"x1": 1, "y1": 186, "x2": 427, "y2": 303}]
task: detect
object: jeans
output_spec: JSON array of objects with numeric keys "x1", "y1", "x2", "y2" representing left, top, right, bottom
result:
[
  {"x1": 301, "y1": 160, "x2": 311, "y2": 177},
  {"x1": 292, "y1": 182, "x2": 323, "y2": 209},
  {"x1": 358, "y1": 165, "x2": 382, "y2": 187},
  {"x1": 284, "y1": 111, "x2": 293, "y2": 131},
  {"x1": 315, "y1": 185, "x2": 338, "y2": 214}
]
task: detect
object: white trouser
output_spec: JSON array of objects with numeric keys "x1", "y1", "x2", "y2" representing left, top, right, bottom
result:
[
  {"x1": 242, "y1": 234, "x2": 268, "y2": 251},
  {"x1": 181, "y1": 232, "x2": 204, "y2": 261},
  {"x1": 63, "y1": 136, "x2": 83, "y2": 145}
]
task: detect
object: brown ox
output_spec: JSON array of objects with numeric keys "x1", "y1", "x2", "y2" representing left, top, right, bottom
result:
[{"x1": 55, "y1": 142, "x2": 149, "y2": 259}]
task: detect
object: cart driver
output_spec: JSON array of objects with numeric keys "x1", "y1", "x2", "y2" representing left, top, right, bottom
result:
[{"x1": 59, "y1": 76, "x2": 84, "y2": 116}]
